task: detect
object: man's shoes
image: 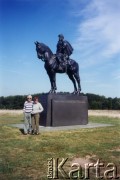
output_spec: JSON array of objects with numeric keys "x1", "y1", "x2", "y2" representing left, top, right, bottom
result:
[{"x1": 36, "y1": 132, "x2": 39, "y2": 135}]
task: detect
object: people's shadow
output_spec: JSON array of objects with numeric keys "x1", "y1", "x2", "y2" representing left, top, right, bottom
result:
[{"x1": 19, "y1": 128, "x2": 24, "y2": 134}]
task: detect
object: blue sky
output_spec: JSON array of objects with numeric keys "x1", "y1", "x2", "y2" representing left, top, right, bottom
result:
[{"x1": 0, "y1": 0, "x2": 120, "y2": 98}]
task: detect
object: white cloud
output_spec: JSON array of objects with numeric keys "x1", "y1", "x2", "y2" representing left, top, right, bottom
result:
[
  {"x1": 69, "y1": 0, "x2": 120, "y2": 97},
  {"x1": 73, "y1": 0, "x2": 120, "y2": 65}
]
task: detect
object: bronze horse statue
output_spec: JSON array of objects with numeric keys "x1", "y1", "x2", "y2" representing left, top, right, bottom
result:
[{"x1": 34, "y1": 41, "x2": 81, "y2": 94}]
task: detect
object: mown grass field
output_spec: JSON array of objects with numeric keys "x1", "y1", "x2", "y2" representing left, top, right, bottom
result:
[{"x1": 0, "y1": 113, "x2": 119, "y2": 180}]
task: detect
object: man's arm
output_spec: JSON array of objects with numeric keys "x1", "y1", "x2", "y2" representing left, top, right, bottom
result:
[{"x1": 23, "y1": 102, "x2": 26, "y2": 112}]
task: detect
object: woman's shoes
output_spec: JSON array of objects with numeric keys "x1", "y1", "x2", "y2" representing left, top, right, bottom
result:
[
  {"x1": 32, "y1": 132, "x2": 39, "y2": 135},
  {"x1": 24, "y1": 133, "x2": 27, "y2": 135}
]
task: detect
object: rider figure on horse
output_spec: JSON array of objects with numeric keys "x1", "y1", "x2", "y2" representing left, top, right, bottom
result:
[{"x1": 56, "y1": 34, "x2": 74, "y2": 68}]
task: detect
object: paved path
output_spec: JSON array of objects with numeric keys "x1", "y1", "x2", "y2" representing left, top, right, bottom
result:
[{"x1": 9, "y1": 123, "x2": 113, "y2": 132}]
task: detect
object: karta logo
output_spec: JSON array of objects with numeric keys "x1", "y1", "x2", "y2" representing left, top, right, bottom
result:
[{"x1": 47, "y1": 158, "x2": 119, "y2": 179}]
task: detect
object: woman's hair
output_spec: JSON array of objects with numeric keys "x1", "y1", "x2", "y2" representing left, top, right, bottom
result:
[{"x1": 34, "y1": 96, "x2": 39, "y2": 101}]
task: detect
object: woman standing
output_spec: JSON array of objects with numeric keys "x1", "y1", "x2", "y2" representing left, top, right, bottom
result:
[{"x1": 31, "y1": 97, "x2": 44, "y2": 135}]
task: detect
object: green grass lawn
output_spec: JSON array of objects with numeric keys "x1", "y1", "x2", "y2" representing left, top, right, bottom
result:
[{"x1": 0, "y1": 114, "x2": 119, "y2": 179}]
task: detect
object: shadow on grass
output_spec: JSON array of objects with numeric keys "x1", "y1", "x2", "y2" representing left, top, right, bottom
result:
[{"x1": 19, "y1": 128, "x2": 24, "y2": 135}]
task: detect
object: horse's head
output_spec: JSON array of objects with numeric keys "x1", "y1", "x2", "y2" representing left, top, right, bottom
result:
[
  {"x1": 34, "y1": 41, "x2": 43, "y2": 53},
  {"x1": 34, "y1": 41, "x2": 45, "y2": 61},
  {"x1": 34, "y1": 41, "x2": 53, "y2": 62}
]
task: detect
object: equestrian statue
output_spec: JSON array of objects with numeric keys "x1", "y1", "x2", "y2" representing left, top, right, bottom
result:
[{"x1": 34, "y1": 34, "x2": 81, "y2": 94}]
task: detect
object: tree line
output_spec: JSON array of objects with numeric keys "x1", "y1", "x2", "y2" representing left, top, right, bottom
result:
[{"x1": 0, "y1": 93, "x2": 120, "y2": 110}]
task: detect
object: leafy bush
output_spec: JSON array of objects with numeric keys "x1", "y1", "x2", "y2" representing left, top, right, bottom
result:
[{"x1": 0, "y1": 93, "x2": 120, "y2": 110}]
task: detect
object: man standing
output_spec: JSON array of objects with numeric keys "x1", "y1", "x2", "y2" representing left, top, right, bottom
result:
[
  {"x1": 56, "y1": 34, "x2": 74, "y2": 66},
  {"x1": 23, "y1": 95, "x2": 33, "y2": 135}
]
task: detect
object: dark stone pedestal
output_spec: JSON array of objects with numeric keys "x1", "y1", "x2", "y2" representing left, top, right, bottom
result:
[{"x1": 40, "y1": 93, "x2": 88, "y2": 127}]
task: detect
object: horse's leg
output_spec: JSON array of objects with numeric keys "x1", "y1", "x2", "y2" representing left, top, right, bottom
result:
[
  {"x1": 67, "y1": 72, "x2": 77, "y2": 94},
  {"x1": 53, "y1": 73, "x2": 57, "y2": 91},
  {"x1": 46, "y1": 71, "x2": 54, "y2": 93},
  {"x1": 74, "y1": 72, "x2": 81, "y2": 94},
  {"x1": 47, "y1": 71, "x2": 56, "y2": 93}
]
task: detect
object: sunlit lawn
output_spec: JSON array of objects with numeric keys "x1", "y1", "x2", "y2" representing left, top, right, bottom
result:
[{"x1": 0, "y1": 113, "x2": 119, "y2": 179}]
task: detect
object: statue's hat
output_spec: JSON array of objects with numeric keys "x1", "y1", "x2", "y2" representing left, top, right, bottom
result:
[{"x1": 58, "y1": 34, "x2": 64, "y2": 39}]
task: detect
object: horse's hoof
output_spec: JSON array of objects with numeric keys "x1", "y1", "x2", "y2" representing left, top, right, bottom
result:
[
  {"x1": 77, "y1": 91, "x2": 81, "y2": 95},
  {"x1": 76, "y1": 88, "x2": 81, "y2": 95},
  {"x1": 72, "y1": 91, "x2": 77, "y2": 95},
  {"x1": 49, "y1": 90, "x2": 56, "y2": 94},
  {"x1": 49, "y1": 90, "x2": 53, "y2": 94}
]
